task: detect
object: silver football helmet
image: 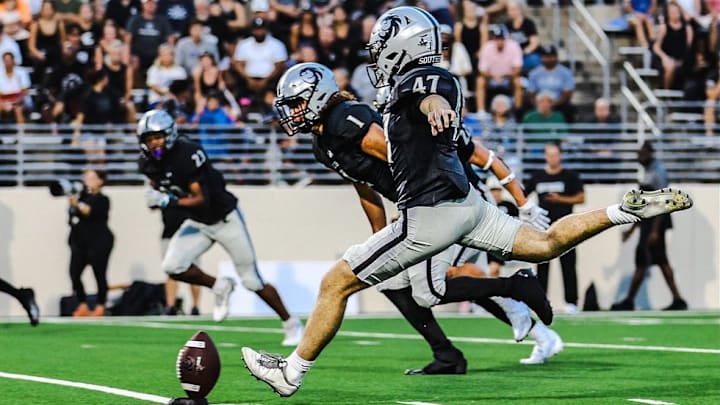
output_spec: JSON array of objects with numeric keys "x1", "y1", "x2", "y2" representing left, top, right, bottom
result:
[
  {"x1": 137, "y1": 109, "x2": 178, "y2": 159},
  {"x1": 366, "y1": 6, "x2": 442, "y2": 88},
  {"x1": 274, "y1": 62, "x2": 339, "y2": 136}
]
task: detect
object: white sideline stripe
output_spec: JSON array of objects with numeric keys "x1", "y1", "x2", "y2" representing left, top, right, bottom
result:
[
  {"x1": 0, "y1": 371, "x2": 171, "y2": 404},
  {"x1": 627, "y1": 398, "x2": 678, "y2": 405},
  {"x1": 397, "y1": 401, "x2": 443, "y2": 405},
  {"x1": 44, "y1": 319, "x2": 720, "y2": 355}
]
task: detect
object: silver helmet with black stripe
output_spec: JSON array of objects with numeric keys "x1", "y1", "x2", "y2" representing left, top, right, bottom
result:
[{"x1": 366, "y1": 6, "x2": 442, "y2": 88}]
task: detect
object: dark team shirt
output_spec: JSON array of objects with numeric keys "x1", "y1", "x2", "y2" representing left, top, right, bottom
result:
[
  {"x1": 161, "y1": 207, "x2": 190, "y2": 239},
  {"x1": 316, "y1": 101, "x2": 398, "y2": 201},
  {"x1": 139, "y1": 136, "x2": 237, "y2": 225},
  {"x1": 524, "y1": 169, "x2": 584, "y2": 222},
  {"x1": 69, "y1": 190, "x2": 113, "y2": 244},
  {"x1": 385, "y1": 66, "x2": 469, "y2": 209}
]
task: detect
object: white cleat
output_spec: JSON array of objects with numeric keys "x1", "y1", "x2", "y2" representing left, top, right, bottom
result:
[
  {"x1": 564, "y1": 303, "x2": 578, "y2": 315},
  {"x1": 620, "y1": 188, "x2": 693, "y2": 219},
  {"x1": 241, "y1": 347, "x2": 300, "y2": 397},
  {"x1": 520, "y1": 323, "x2": 563, "y2": 365},
  {"x1": 212, "y1": 277, "x2": 235, "y2": 322},
  {"x1": 281, "y1": 317, "x2": 304, "y2": 347},
  {"x1": 492, "y1": 297, "x2": 533, "y2": 342}
]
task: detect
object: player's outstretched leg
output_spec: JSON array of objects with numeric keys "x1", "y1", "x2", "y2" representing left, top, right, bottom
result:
[
  {"x1": 242, "y1": 260, "x2": 369, "y2": 397},
  {"x1": 382, "y1": 287, "x2": 467, "y2": 375},
  {"x1": 0, "y1": 278, "x2": 39, "y2": 326},
  {"x1": 511, "y1": 188, "x2": 692, "y2": 263}
]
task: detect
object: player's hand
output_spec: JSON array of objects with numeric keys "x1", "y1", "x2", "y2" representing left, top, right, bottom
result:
[
  {"x1": 519, "y1": 201, "x2": 550, "y2": 230},
  {"x1": 144, "y1": 188, "x2": 173, "y2": 209},
  {"x1": 427, "y1": 108, "x2": 457, "y2": 136}
]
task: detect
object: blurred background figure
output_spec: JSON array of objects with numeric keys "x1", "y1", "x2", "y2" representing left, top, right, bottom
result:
[
  {"x1": 67, "y1": 170, "x2": 114, "y2": 317},
  {"x1": 524, "y1": 143, "x2": 585, "y2": 314},
  {"x1": 611, "y1": 142, "x2": 688, "y2": 311}
]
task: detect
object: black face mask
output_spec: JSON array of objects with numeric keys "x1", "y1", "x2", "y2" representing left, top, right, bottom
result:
[{"x1": 253, "y1": 33, "x2": 267, "y2": 42}]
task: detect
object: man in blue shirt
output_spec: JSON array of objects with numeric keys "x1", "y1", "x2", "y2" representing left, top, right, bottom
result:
[{"x1": 527, "y1": 45, "x2": 575, "y2": 122}]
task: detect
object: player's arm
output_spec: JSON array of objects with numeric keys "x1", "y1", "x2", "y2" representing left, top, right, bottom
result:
[
  {"x1": 419, "y1": 94, "x2": 457, "y2": 136},
  {"x1": 359, "y1": 123, "x2": 388, "y2": 162},
  {"x1": 175, "y1": 181, "x2": 206, "y2": 207},
  {"x1": 467, "y1": 141, "x2": 526, "y2": 206},
  {"x1": 352, "y1": 183, "x2": 387, "y2": 233}
]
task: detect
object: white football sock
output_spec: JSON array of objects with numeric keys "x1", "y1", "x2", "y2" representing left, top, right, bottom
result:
[
  {"x1": 286, "y1": 350, "x2": 314, "y2": 385},
  {"x1": 282, "y1": 316, "x2": 300, "y2": 328},
  {"x1": 606, "y1": 204, "x2": 641, "y2": 225},
  {"x1": 529, "y1": 321, "x2": 548, "y2": 340}
]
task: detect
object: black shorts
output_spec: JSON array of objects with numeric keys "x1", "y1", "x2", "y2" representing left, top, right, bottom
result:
[{"x1": 635, "y1": 224, "x2": 669, "y2": 267}]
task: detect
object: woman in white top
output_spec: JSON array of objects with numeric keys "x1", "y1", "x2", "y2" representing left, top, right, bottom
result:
[
  {"x1": 146, "y1": 44, "x2": 188, "y2": 106},
  {"x1": 0, "y1": 52, "x2": 30, "y2": 124}
]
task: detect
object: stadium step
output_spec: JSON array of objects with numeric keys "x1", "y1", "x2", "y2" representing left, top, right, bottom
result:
[
  {"x1": 668, "y1": 112, "x2": 703, "y2": 123},
  {"x1": 654, "y1": 89, "x2": 685, "y2": 99}
]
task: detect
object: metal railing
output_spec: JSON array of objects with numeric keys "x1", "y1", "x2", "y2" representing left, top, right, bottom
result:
[
  {"x1": 568, "y1": 0, "x2": 611, "y2": 99},
  {"x1": 0, "y1": 122, "x2": 717, "y2": 186}
]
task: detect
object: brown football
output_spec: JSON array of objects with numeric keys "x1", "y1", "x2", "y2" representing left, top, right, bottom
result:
[{"x1": 175, "y1": 331, "x2": 221, "y2": 399}]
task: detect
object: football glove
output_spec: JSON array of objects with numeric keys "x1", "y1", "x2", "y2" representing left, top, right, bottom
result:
[
  {"x1": 145, "y1": 188, "x2": 174, "y2": 209},
  {"x1": 518, "y1": 201, "x2": 551, "y2": 230}
]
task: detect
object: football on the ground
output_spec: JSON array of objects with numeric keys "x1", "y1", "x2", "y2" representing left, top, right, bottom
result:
[{"x1": 176, "y1": 331, "x2": 221, "y2": 399}]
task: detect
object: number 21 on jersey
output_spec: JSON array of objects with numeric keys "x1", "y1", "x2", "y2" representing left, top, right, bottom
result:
[{"x1": 191, "y1": 150, "x2": 207, "y2": 168}]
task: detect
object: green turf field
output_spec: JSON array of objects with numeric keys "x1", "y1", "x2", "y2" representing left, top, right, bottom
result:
[{"x1": 1, "y1": 313, "x2": 719, "y2": 404}]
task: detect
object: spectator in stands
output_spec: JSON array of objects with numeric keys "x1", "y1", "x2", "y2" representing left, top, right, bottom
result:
[
  {"x1": 175, "y1": 18, "x2": 219, "y2": 74},
  {"x1": 333, "y1": 67, "x2": 358, "y2": 99},
  {"x1": 455, "y1": 0, "x2": 488, "y2": 90},
  {"x1": 527, "y1": 45, "x2": 576, "y2": 122},
  {"x1": 0, "y1": 52, "x2": 30, "y2": 124},
  {"x1": 332, "y1": 5, "x2": 351, "y2": 45},
  {"x1": 125, "y1": 0, "x2": 173, "y2": 73},
  {"x1": 317, "y1": 25, "x2": 346, "y2": 69},
  {"x1": 705, "y1": 70, "x2": 720, "y2": 135},
  {"x1": 590, "y1": 97, "x2": 620, "y2": 125},
  {"x1": 67, "y1": 169, "x2": 114, "y2": 317},
  {"x1": 56, "y1": 0, "x2": 82, "y2": 26},
  {"x1": 0, "y1": 20, "x2": 23, "y2": 66},
  {"x1": 232, "y1": 17, "x2": 288, "y2": 99},
  {"x1": 74, "y1": 4, "x2": 101, "y2": 62},
  {"x1": 146, "y1": 43, "x2": 187, "y2": 106},
  {"x1": 289, "y1": 5, "x2": 319, "y2": 56},
  {"x1": 194, "y1": 90, "x2": 233, "y2": 157},
  {"x1": 421, "y1": 0, "x2": 454, "y2": 26},
  {"x1": 161, "y1": 78, "x2": 194, "y2": 123},
  {"x1": 482, "y1": 94, "x2": 516, "y2": 140},
  {"x1": 105, "y1": 0, "x2": 142, "y2": 31},
  {"x1": 475, "y1": 0, "x2": 508, "y2": 19},
  {"x1": 653, "y1": 1, "x2": 693, "y2": 89},
  {"x1": 193, "y1": 51, "x2": 226, "y2": 116},
  {"x1": 1, "y1": 13, "x2": 28, "y2": 66},
  {"x1": 525, "y1": 142, "x2": 585, "y2": 314},
  {"x1": 522, "y1": 90, "x2": 567, "y2": 142},
  {"x1": 295, "y1": 43, "x2": 319, "y2": 64},
  {"x1": 101, "y1": 39, "x2": 135, "y2": 123},
  {"x1": 0, "y1": 0, "x2": 32, "y2": 27},
  {"x1": 438, "y1": 24, "x2": 473, "y2": 97},
  {"x1": 504, "y1": 0, "x2": 540, "y2": 73},
  {"x1": 269, "y1": 0, "x2": 300, "y2": 47},
  {"x1": 157, "y1": 0, "x2": 195, "y2": 37},
  {"x1": 476, "y1": 24, "x2": 523, "y2": 113},
  {"x1": 46, "y1": 39, "x2": 88, "y2": 122},
  {"x1": 65, "y1": 21, "x2": 93, "y2": 72},
  {"x1": 95, "y1": 20, "x2": 127, "y2": 70},
  {"x1": 72, "y1": 69, "x2": 121, "y2": 159},
  {"x1": 625, "y1": 0, "x2": 657, "y2": 48},
  {"x1": 28, "y1": 0, "x2": 65, "y2": 82},
  {"x1": 215, "y1": 0, "x2": 248, "y2": 42},
  {"x1": 347, "y1": 13, "x2": 375, "y2": 73},
  {"x1": 611, "y1": 141, "x2": 688, "y2": 311}
]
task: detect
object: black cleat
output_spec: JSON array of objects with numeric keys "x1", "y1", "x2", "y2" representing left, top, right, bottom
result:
[
  {"x1": 167, "y1": 398, "x2": 208, "y2": 405},
  {"x1": 404, "y1": 357, "x2": 467, "y2": 375},
  {"x1": 191, "y1": 306, "x2": 200, "y2": 316},
  {"x1": 508, "y1": 269, "x2": 553, "y2": 325},
  {"x1": 610, "y1": 299, "x2": 634, "y2": 311},
  {"x1": 663, "y1": 298, "x2": 688, "y2": 311},
  {"x1": 19, "y1": 288, "x2": 39, "y2": 327}
]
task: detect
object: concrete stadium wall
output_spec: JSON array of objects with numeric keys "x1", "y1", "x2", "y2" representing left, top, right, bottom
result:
[{"x1": 0, "y1": 185, "x2": 718, "y2": 318}]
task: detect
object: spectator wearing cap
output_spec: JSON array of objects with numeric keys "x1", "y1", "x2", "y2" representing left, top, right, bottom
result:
[
  {"x1": 476, "y1": 24, "x2": 523, "y2": 113},
  {"x1": 232, "y1": 17, "x2": 288, "y2": 99},
  {"x1": 527, "y1": 44, "x2": 576, "y2": 123},
  {"x1": 522, "y1": 90, "x2": 567, "y2": 140},
  {"x1": 504, "y1": 0, "x2": 540, "y2": 73},
  {"x1": 0, "y1": 20, "x2": 23, "y2": 66},
  {"x1": 125, "y1": 0, "x2": 173, "y2": 73},
  {"x1": 0, "y1": 52, "x2": 30, "y2": 124},
  {"x1": 146, "y1": 43, "x2": 187, "y2": 106},
  {"x1": 175, "y1": 18, "x2": 219, "y2": 74},
  {"x1": 157, "y1": 0, "x2": 195, "y2": 38}
]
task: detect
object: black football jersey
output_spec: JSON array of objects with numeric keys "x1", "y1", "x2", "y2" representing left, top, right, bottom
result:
[
  {"x1": 139, "y1": 136, "x2": 238, "y2": 225},
  {"x1": 384, "y1": 66, "x2": 470, "y2": 209},
  {"x1": 316, "y1": 101, "x2": 398, "y2": 201}
]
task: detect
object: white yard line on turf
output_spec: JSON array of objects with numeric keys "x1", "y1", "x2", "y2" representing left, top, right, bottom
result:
[
  {"x1": 627, "y1": 398, "x2": 678, "y2": 405},
  {"x1": 397, "y1": 401, "x2": 443, "y2": 405},
  {"x1": 0, "y1": 371, "x2": 171, "y2": 404},
  {"x1": 43, "y1": 318, "x2": 720, "y2": 355}
]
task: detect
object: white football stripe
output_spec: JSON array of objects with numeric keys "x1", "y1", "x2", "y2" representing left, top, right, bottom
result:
[
  {"x1": 0, "y1": 371, "x2": 171, "y2": 404},
  {"x1": 185, "y1": 340, "x2": 206, "y2": 348},
  {"x1": 627, "y1": 398, "x2": 678, "y2": 405}
]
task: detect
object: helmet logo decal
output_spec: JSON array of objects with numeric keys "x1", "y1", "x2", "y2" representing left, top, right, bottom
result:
[
  {"x1": 418, "y1": 34, "x2": 432, "y2": 50},
  {"x1": 299, "y1": 67, "x2": 322, "y2": 85},
  {"x1": 376, "y1": 14, "x2": 403, "y2": 42}
]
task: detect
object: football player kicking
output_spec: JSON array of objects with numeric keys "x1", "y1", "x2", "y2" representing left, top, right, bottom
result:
[
  {"x1": 137, "y1": 109, "x2": 303, "y2": 346},
  {"x1": 242, "y1": 7, "x2": 692, "y2": 397},
  {"x1": 270, "y1": 61, "x2": 562, "y2": 370},
  {"x1": 0, "y1": 277, "x2": 39, "y2": 326}
]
